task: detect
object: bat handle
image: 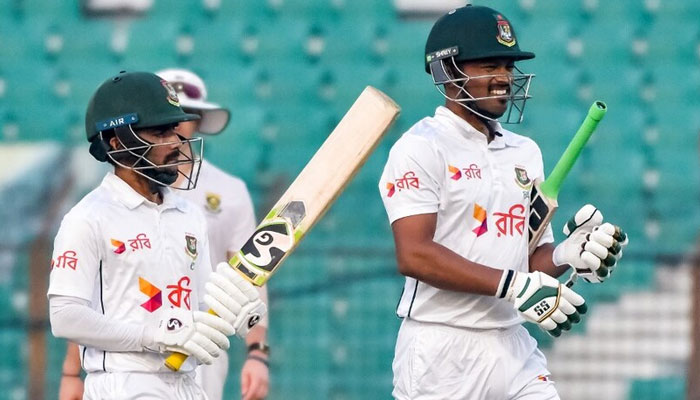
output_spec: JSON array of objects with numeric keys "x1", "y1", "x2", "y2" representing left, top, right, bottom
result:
[
  {"x1": 165, "y1": 352, "x2": 188, "y2": 371},
  {"x1": 164, "y1": 309, "x2": 219, "y2": 371}
]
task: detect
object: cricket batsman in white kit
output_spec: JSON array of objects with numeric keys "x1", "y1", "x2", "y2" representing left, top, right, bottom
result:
[
  {"x1": 379, "y1": 6, "x2": 628, "y2": 399},
  {"x1": 48, "y1": 71, "x2": 266, "y2": 399}
]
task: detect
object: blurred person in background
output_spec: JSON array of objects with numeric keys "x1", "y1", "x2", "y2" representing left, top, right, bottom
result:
[
  {"x1": 159, "y1": 68, "x2": 270, "y2": 400},
  {"x1": 51, "y1": 71, "x2": 265, "y2": 399},
  {"x1": 378, "y1": 5, "x2": 628, "y2": 399}
]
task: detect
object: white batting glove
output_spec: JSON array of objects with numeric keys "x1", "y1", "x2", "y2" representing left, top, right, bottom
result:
[
  {"x1": 499, "y1": 270, "x2": 587, "y2": 337},
  {"x1": 204, "y1": 262, "x2": 268, "y2": 339},
  {"x1": 553, "y1": 204, "x2": 629, "y2": 283},
  {"x1": 144, "y1": 307, "x2": 235, "y2": 365}
]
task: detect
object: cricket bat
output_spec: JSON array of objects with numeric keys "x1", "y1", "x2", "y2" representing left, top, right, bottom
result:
[
  {"x1": 527, "y1": 101, "x2": 607, "y2": 262},
  {"x1": 165, "y1": 86, "x2": 400, "y2": 371}
]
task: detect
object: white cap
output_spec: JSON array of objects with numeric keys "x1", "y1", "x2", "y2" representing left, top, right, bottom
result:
[{"x1": 156, "y1": 68, "x2": 230, "y2": 134}]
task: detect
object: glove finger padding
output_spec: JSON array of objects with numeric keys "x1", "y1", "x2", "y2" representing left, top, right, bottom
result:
[
  {"x1": 205, "y1": 262, "x2": 268, "y2": 339},
  {"x1": 211, "y1": 267, "x2": 255, "y2": 306},
  {"x1": 194, "y1": 311, "x2": 235, "y2": 346},
  {"x1": 554, "y1": 206, "x2": 630, "y2": 284},
  {"x1": 583, "y1": 238, "x2": 609, "y2": 259},
  {"x1": 182, "y1": 335, "x2": 215, "y2": 365},
  {"x1": 561, "y1": 285, "x2": 587, "y2": 313},
  {"x1": 216, "y1": 263, "x2": 261, "y2": 302},
  {"x1": 204, "y1": 293, "x2": 237, "y2": 323},
  {"x1": 205, "y1": 282, "x2": 243, "y2": 318}
]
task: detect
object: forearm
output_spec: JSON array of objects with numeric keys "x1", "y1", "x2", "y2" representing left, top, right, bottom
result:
[
  {"x1": 50, "y1": 295, "x2": 147, "y2": 352},
  {"x1": 396, "y1": 240, "x2": 503, "y2": 296},
  {"x1": 529, "y1": 243, "x2": 567, "y2": 278},
  {"x1": 62, "y1": 342, "x2": 82, "y2": 375}
]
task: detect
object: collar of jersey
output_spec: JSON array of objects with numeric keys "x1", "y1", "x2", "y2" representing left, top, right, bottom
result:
[
  {"x1": 102, "y1": 172, "x2": 188, "y2": 212},
  {"x1": 434, "y1": 106, "x2": 520, "y2": 149}
]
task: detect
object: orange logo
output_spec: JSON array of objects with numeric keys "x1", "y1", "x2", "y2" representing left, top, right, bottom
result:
[
  {"x1": 139, "y1": 277, "x2": 162, "y2": 312},
  {"x1": 472, "y1": 204, "x2": 488, "y2": 236},
  {"x1": 111, "y1": 239, "x2": 125, "y2": 254},
  {"x1": 448, "y1": 165, "x2": 462, "y2": 180},
  {"x1": 386, "y1": 182, "x2": 396, "y2": 197}
]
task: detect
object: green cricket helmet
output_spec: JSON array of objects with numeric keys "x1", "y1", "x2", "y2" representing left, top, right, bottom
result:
[
  {"x1": 85, "y1": 71, "x2": 203, "y2": 189},
  {"x1": 424, "y1": 5, "x2": 535, "y2": 124}
]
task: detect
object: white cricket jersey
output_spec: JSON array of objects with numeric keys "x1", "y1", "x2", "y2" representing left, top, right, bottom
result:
[
  {"x1": 48, "y1": 172, "x2": 212, "y2": 373},
  {"x1": 379, "y1": 106, "x2": 554, "y2": 329},
  {"x1": 178, "y1": 160, "x2": 257, "y2": 265}
]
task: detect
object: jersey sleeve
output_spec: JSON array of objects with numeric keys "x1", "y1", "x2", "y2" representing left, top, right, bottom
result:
[
  {"x1": 47, "y1": 213, "x2": 102, "y2": 302},
  {"x1": 378, "y1": 135, "x2": 443, "y2": 223},
  {"x1": 226, "y1": 182, "x2": 257, "y2": 255}
]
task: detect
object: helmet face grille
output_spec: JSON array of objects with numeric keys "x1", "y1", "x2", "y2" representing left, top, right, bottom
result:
[
  {"x1": 105, "y1": 125, "x2": 204, "y2": 190},
  {"x1": 428, "y1": 57, "x2": 534, "y2": 124}
]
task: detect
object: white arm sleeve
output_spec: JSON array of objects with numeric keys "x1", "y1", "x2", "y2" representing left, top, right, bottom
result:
[{"x1": 49, "y1": 295, "x2": 148, "y2": 352}]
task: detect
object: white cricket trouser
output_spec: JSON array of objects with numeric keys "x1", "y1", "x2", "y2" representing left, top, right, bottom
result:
[
  {"x1": 196, "y1": 350, "x2": 229, "y2": 400},
  {"x1": 83, "y1": 370, "x2": 209, "y2": 400},
  {"x1": 392, "y1": 318, "x2": 559, "y2": 400}
]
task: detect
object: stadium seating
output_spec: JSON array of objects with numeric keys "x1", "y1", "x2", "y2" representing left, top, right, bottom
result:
[{"x1": 1, "y1": 1, "x2": 697, "y2": 399}]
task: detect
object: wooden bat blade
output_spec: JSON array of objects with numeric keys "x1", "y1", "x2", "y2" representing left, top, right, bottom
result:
[
  {"x1": 165, "y1": 86, "x2": 400, "y2": 371},
  {"x1": 234, "y1": 86, "x2": 400, "y2": 286}
]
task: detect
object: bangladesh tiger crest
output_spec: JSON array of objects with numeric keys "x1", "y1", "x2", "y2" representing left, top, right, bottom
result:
[
  {"x1": 161, "y1": 79, "x2": 180, "y2": 107},
  {"x1": 185, "y1": 234, "x2": 197, "y2": 259},
  {"x1": 496, "y1": 15, "x2": 516, "y2": 47},
  {"x1": 514, "y1": 166, "x2": 532, "y2": 189}
]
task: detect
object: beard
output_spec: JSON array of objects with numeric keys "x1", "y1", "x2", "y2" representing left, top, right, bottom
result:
[
  {"x1": 142, "y1": 166, "x2": 179, "y2": 186},
  {"x1": 138, "y1": 150, "x2": 181, "y2": 186}
]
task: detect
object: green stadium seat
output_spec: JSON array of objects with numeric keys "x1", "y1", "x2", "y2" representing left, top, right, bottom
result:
[
  {"x1": 516, "y1": 17, "x2": 571, "y2": 60},
  {"x1": 384, "y1": 21, "x2": 432, "y2": 64},
  {"x1": 320, "y1": 19, "x2": 387, "y2": 65},
  {"x1": 645, "y1": 19, "x2": 698, "y2": 62},
  {"x1": 253, "y1": 18, "x2": 314, "y2": 63},
  {"x1": 628, "y1": 376, "x2": 686, "y2": 400},
  {"x1": 120, "y1": 19, "x2": 182, "y2": 69},
  {"x1": 336, "y1": 0, "x2": 395, "y2": 19}
]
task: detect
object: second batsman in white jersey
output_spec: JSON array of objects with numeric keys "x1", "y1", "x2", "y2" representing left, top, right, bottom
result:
[{"x1": 379, "y1": 6, "x2": 628, "y2": 400}]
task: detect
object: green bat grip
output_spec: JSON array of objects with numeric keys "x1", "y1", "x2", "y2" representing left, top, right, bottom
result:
[{"x1": 539, "y1": 101, "x2": 607, "y2": 199}]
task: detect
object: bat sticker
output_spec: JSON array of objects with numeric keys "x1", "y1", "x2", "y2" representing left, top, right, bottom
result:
[{"x1": 239, "y1": 221, "x2": 294, "y2": 272}]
